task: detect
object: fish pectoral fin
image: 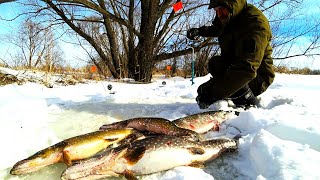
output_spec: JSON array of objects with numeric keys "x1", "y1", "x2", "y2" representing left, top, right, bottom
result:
[
  {"x1": 62, "y1": 149, "x2": 73, "y2": 166},
  {"x1": 188, "y1": 161, "x2": 205, "y2": 168},
  {"x1": 187, "y1": 147, "x2": 205, "y2": 155},
  {"x1": 123, "y1": 170, "x2": 138, "y2": 180},
  {"x1": 124, "y1": 147, "x2": 146, "y2": 165}
]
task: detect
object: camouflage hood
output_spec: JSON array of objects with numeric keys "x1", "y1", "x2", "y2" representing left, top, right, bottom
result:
[{"x1": 209, "y1": 0, "x2": 247, "y2": 19}]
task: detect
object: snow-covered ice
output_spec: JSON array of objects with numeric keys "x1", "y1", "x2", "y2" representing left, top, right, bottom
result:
[{"x1": 1, "y1": 69, "x2": 320, "y2": 180}]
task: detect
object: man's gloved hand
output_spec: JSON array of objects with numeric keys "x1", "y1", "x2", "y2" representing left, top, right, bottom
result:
[
  {"x1": 187, "y1": 28, "x2": 200, "y2": 40},
  {"x1": 196, "y1": 94, "x2": 215, "y2": 109},
  {"x1": 196, "y1": 78, "x2": 216, "y2": 109}
]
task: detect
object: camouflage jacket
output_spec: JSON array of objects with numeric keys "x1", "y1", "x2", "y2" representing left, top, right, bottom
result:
[{"x1": 199, "y1": 0, "x2": 275, "y2": 99}]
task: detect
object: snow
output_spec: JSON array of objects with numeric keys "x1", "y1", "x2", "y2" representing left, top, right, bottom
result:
[{"x1": 1, "y1": 69, "x2": 320, "y2": 180}]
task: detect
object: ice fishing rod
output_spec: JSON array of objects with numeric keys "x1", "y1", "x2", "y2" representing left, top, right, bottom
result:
[
  {"x1": 177, "y1": 1, "x2": 195, "y2": 86},
  {"x1": 190, "y1": 46, "x2": 195, "y2": 85}
]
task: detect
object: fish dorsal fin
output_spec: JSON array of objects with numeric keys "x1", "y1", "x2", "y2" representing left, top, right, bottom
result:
[
  {"x1": 188, "y1": 161, "x2": 205, "y2": 168},
  {"x1": 187, "y1": 147, "x2": 205, "y2": 155},
  {"x1": 123, "y1": 170, "x2": 138, "y2": 180},
  {"x1": 124, "y1": 147, "x2": 146, "y2": 165}
]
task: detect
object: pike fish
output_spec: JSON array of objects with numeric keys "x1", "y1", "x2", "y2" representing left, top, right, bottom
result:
[
  {"x1": 99, "y1": 110, "x2": 238, "y2": 135},
  {"x1": 173, "y1": 110, "x2": 239, "y2": 134},
  {"x1": 99, "y1": 117, "x2": 201, "y2": 140},
  {"x1": 61, "y1": 135, "x2": 238, "y2": 180},
  {"x1": 10, "y1": 129, "x2": 142, "y2": 175}
]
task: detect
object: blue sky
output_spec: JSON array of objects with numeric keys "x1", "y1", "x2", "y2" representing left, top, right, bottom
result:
[
  {"x1": 0, "y1": 2, "x2": 89, "y2": 67},
  {"x1": 0, "y1": 3, "x2": 20, "y2": 33},
  {"x1": 0, "y1": 3, "x2": 21, "y2": 65},
  {"x1": 1, "y1": 1, "x2": 320, "y2": 69}
]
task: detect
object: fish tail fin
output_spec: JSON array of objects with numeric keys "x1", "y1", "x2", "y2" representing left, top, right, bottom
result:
[
  {"x1": 233, "y1": 134, "x2": 242, "y2": 141},
  {"x1": 227, "y1": 134, "x2": 241, "y2": 152},
  {"x1": 234, "y1": 111, "x2": 240, "y2": 116}
]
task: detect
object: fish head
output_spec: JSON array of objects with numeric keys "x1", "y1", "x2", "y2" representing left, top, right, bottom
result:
[
  {"x1": 10, "y1": 158, "x2": 53, "y2": 175},
  {"x1": 61, "y1": 146, "x2": 128, "y2": 180},
  {"x1": 61, "y1": 169, "x2": 119, "y2": 180},
  {"x1": 61, "y1": 170, "x2": 119, "y2": 180},
  {"x1": 10, "y1": 145, "x2": 63, "y2": 175}
]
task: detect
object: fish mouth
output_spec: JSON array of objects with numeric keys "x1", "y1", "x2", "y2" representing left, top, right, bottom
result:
[
  {"x1": 61, "y1": 156, "x2": 109, "y2": 180},
  {"x1": 61, "y1": 147, "x2": 124, "y2": 180},
  {"x1": 10, "y1": 159, "x2": 48, "y2": 175},
  {"x1": 61, "y1": 161, "x2": 120, "y2": 180}
]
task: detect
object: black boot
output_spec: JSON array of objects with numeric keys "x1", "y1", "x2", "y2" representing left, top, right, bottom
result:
[{"x1": 230, "y1": 84, "x2": 258, "y2": 108}]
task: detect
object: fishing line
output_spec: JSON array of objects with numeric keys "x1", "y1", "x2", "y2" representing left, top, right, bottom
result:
[{"x1": 221, "y1": 121, "x2": 242, "y2": 135}]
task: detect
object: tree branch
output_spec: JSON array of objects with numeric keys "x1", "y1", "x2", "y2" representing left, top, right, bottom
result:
[{"x1": 52, "y1": 0, "x2": 142, "y2": 37}]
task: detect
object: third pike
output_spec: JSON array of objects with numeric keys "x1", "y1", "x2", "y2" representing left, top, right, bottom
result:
[
  {"x1": 99, "y1": 110, "x2": 238, "y2": 134},
  {"x1": 99, "y1": 117, "x2": 201, "y2": 141}
]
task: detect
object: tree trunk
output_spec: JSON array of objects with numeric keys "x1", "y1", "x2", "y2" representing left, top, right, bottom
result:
[
  {"x1": 171, "y1": 58, "x2": 177, "y2": 77},
  {"x1": 45, "y1": 0, "x2": 120, "y2": 79},
  {"x1": 98, "y1": 0, "x2": 121, "y2": 76},
  {"x1": 136, "y1": 0, "x2": 159, "y2": 82},
  {"x1": 127, "y1": 0, "x2": 137, "y2": 79}
]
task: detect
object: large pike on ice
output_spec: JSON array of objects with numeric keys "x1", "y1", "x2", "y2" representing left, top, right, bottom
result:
[
  {"x1": 99, "y1": 117, "x2": 201, "y2": 140},
  {"x1": 10, "y1": 129, "x2": 142, "y2": 175},
  {"x1": 99, "y1": 110, "x2": 238, "y2": 134},
  {"x1": 61, "y1": 135, "x2": 238, "y2": 180}
]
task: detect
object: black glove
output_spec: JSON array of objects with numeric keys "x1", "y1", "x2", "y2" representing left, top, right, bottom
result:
[
  {"x1": 196, "y1": 78, "x2": 216, "y2": 109},
  {"x1": 196, "y1": 95, "x2": 214, "y2": 109},
  {"x1": 187, "y1": 28, "x2": 200, "y2": 40}
]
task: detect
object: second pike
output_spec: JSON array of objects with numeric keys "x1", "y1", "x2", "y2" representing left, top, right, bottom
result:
[{"x1": 61, "y1": 135, "x2": 238, "y2": 180}]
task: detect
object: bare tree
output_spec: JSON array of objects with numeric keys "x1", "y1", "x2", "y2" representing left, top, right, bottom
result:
[
  {"x1": 4, "y1": 19, "x2": 63, "y2": 69},
  {"x1": 195, "y1": 45, "x2": 218, "y2": 77},
  {"x1": 2, "y1": 0, "x2": 319, "y2": 78},
  {"x1": 5, "y1": 20, "x2": 46, "y2": 68},
  {"x1": 18, "y1": 0, "x2": 214, "y2": 82},
  {"x1": 42, "y1": 27, "x2": 65, "y2": 71}
]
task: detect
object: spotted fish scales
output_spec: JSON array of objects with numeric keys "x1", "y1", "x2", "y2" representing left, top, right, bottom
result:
[{"x1": 61, "y1": 135, "x2": 238, "y2": 180}]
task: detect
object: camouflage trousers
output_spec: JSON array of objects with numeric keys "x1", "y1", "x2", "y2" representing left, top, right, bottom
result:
[{"x1": 208, "y1": 56, "x2": 270, "y2": 97}]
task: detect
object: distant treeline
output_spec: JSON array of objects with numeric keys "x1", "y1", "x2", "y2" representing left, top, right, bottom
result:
[
  {"x1": 1, "y1": 64, "x2": 320, "y2": 83},
  {"x1": 274, "y1": 66, "x2": 320, "y2": 75}
]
